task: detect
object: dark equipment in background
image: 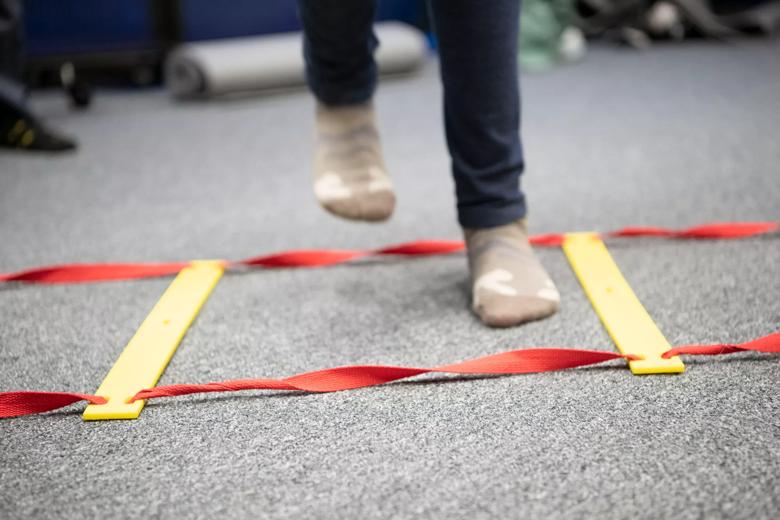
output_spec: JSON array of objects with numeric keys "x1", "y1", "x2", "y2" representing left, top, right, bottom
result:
[
  {"x1": 575, "y1": 0, "x2": 780, "y2": 47},
  {"x1": 22, "y1": 0, "x2": 180, "y2": 108},
  {"x1": 21, "y1": 0, "x2": 428, "y2": 108},
  {"x1": 18, "y1": 0, "x2": 779, "y2": 107}
]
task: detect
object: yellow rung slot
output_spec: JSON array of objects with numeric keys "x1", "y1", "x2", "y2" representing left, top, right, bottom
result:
[
  {"x1": 83, "y1": 260, "x2": 224, "y2": 420},
  {"x1": 562, "y1": 233, "x2": 684, "y2": 375}
]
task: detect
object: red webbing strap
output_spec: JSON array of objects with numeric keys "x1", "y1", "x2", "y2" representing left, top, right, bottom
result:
[
  {"x1": 2, "y1": 333, "x2": 777, "y2": 419},
  {"x1": 529, "y1": 233, "x2": 566, "y2": 247},
  {"x1": 0, "y1": 222, "x2": 776, "y2": 285},
  {"x1": 0, "y1": 392, "x2": 106, "y2": 418},
  {"x1": 663, "y1": 332, "x2": 780, "y2": 358},
  {"x1": 236, "y1": 240, "x2": 469, "y2": 268},
  {"x1": 373, "y1": 239, "x2": 467, "y2": 256},
  {"x1": 239, "y1": 249, "x2": 367, "y2": 268},
  {"x1": 131, "y1": 348, "x2": 634, "y2": 399},
  {"x1": 606, "y1": 221, "x2": 779, "y2": 239},
  {"x1": 0, "y1": 262, "x2": 189, "y2": 284}
]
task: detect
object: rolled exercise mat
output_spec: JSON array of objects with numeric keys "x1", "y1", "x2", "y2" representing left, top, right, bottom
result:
[{"x1": 166, "y1": 22, "x2": 429, "y2": 98}]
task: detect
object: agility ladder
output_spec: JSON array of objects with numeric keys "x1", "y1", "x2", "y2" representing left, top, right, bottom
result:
[{"x1": 0, "y1": 221, "x2": 778, "y2": 420}]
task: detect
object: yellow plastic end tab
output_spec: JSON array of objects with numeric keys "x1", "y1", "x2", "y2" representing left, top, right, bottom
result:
[
  {"x1": 562, "y1": 233, "x2": 684, "y2": 375},
  {"x1": 83, "y1": 260, "x2": 224, "y2": 420}
]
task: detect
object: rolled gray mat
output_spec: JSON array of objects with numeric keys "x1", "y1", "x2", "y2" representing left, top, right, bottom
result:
[{"x1": 166, "y1": 22, "x2": 429, "y2": 98}]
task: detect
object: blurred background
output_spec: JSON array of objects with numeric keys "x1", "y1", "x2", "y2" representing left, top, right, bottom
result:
[{"x1": 8, "y1": 0, "x2": 780, "y2": 106}]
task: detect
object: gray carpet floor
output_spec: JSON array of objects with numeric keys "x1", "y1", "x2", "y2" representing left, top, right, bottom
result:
[{"x1": 1, "y1": 39, "x2": 779, "y2": 519}]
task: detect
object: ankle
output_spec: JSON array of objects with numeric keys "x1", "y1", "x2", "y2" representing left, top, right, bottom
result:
[
  {"x1": 316, "y1": 101, "x2": 375, "y2": 132},
  {"x1": 463, "y1": 218, "x2": 529, "y2": 246}
]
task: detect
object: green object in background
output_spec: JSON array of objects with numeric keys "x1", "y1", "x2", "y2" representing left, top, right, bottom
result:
[{"x1": 520, "y1": 0, "x2": 583, "y2": 71}]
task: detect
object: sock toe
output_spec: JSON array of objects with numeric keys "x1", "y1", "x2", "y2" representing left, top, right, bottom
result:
[
  {"x1": 465, "y1": 219, "x2": 560, "y2": 328},
  {"x1": 475, "y1": 295, "x2": 559, "y2": 328},
  {"x1": 312, "y1": 102, "x2": 395, "y2": 223},
  {"x1": 322, "y1": 189, "x2": 395, "y2": 222}
]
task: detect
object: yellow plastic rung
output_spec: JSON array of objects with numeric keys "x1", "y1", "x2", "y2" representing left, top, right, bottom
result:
[
  {"x1": 562, "y1": 233, "x2": 684, "y2": 375},
  {"x1": 83, "y1": 260, "x2": 224, "y2": 420}
]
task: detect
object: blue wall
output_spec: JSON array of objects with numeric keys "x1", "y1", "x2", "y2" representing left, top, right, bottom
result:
[{"x1": 24, "y1": 0, "x2": 153, "y2": 54}]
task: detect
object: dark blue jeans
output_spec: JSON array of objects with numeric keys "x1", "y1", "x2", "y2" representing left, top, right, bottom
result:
[
  {"x1": 298, "y1": 0, "x2": 526, "y2": 229},
  {"x1": 0, "y1": 0, "x2": 24, "y2": 102}
]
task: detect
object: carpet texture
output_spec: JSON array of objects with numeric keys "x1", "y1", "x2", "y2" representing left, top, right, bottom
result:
[{"x1": 1, "y1": 40, "x2": 778, "y2": 519}]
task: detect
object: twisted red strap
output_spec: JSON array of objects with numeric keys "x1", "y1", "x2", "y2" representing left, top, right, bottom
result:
[
  {"x1": 1, "y1": 222, "x2": 776, "y2": 285},
  {"x1": 131, "y1": 348, "x2": 636, "y2": 399},
  {"x1": 663, "y1": 332, "x2": 780, "y2": 358},
  {"x1": 605, "y1": 221, "x2": 778, "y2": 240},
  {"x1": 0, "y1": 262, "x2": 190, "y2": 284},
  {"x1": 0, "y1": 392, "x2": 106, "y2": 419},
  {"x1": 2, "y1": 333, "x2": 777, "y2": 419}
]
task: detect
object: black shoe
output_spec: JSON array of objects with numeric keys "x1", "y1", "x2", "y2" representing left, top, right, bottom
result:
[{"x1": 0, "y1": 97, "x2": 77, "y2": 152}]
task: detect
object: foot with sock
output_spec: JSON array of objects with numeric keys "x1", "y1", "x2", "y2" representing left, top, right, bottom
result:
[
  {"x1": 310, "y1": 103, "x2": 558, "y2": 328},
  {"x1": 312, "y1": 102, "x2": 395, "y2": 221},
  {"x1": 0, "y1": 94, "x2": 76, "y2": 152},
  {"x1": 464, "y1": 219, "x2": 560, "y2": 328}
]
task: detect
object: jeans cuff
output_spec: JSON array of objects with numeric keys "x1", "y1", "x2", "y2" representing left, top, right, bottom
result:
[
  {"x1": 457, "y1": 198, "x2": 527, "y2": 229},
  {"x1": 307, "y1": 73, "x2": 376, "y2": 106}
]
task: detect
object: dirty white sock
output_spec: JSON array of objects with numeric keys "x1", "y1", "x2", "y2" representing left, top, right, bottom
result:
[
  {"x1": 464, "y1": 219, "x2": 560, "y2": 327},
  {"x1": 313, "y1": 102, "x2": 395, "y2": 221}
]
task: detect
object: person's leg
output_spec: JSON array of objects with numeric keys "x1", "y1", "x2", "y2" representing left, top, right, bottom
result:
[
  {"x1": 298, "y1": 0, "x2": 395, "y2": 221},
  {"x1": 0, "y1": 0, "x2": 76, "y2": 152},
  {"x1": 429, "y1": 0, "x2": 559, "y2": 327},
  {"x1": 0, "y1": 0, "x2": 23, "y2": 88}
]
